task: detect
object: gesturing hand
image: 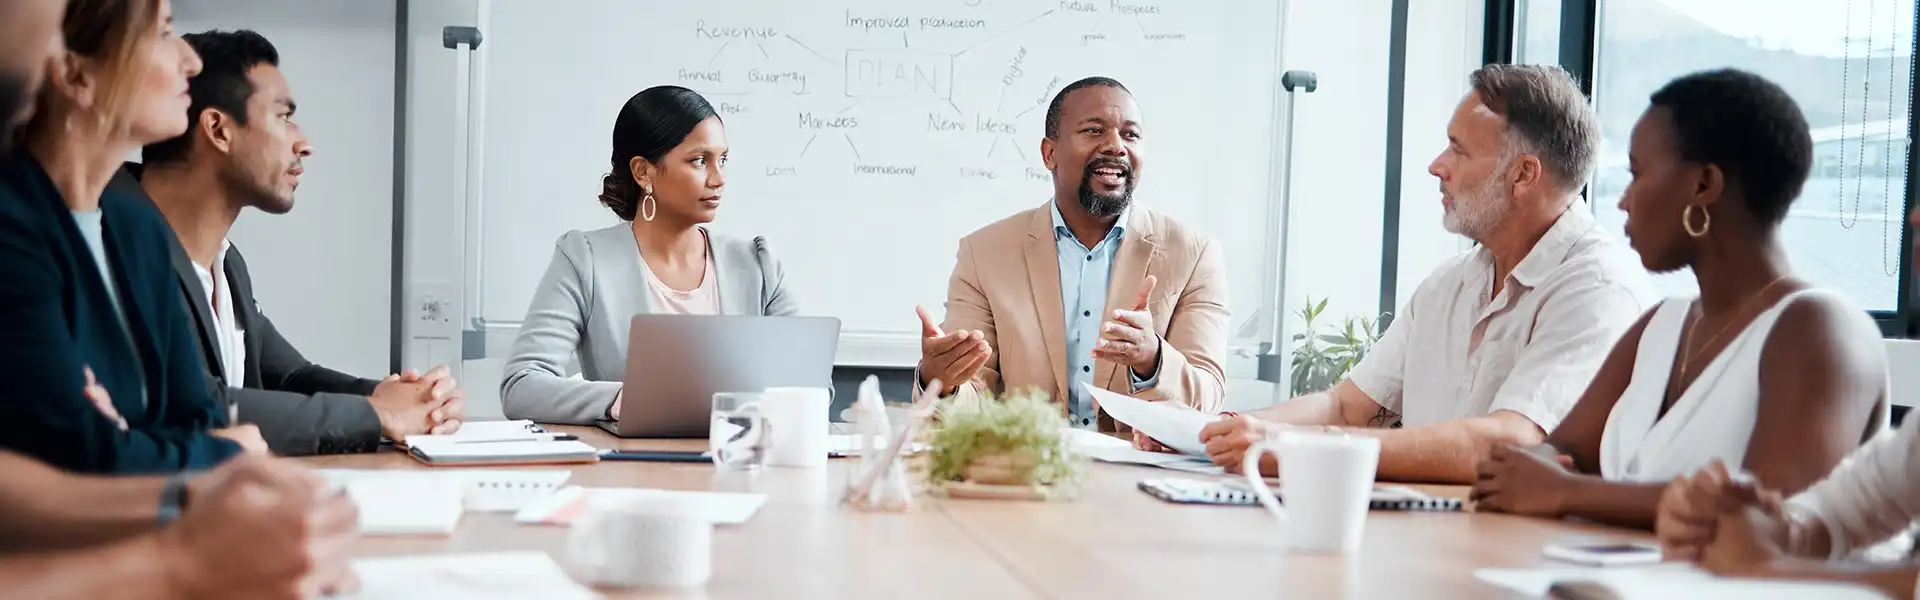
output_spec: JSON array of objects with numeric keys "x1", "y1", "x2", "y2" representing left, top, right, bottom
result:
[
  {"x1": 916, "y1": 305, "x2": 992, "y2": 395},
  {"x1": 1092, "y1": 276, "x2": 1161, "y2": 377},
  {"x1": 1470, "y1": 443, "x2": 1577, "y2": 517}
]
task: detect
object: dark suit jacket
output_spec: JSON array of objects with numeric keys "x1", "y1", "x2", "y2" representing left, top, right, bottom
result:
[
  {"x1": 0, "y1": 153, "x2": 240, "y2": 473},
  {"x1": 113, "y1": 165, "x2": 384, "y2": 456}
]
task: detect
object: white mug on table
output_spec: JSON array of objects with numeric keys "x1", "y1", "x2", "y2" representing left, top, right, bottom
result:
[
  {"x1": 1241, "y1": 429, "x2": 1381, "y2": 554},
  {"x1": 761, "y1": 386, "x2": 830, "y2": 468}
]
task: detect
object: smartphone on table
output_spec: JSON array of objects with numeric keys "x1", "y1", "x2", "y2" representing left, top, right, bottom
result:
[{"x1": 1540, "y1": 541, "x2": 1662, "y2": 567}]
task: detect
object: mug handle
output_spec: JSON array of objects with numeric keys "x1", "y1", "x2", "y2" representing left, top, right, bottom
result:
[
  {"x1": 1243, "y1": 439, "x2": 1288, "y2": 527},
  {"x1": 712, "y1": 404, "x2": 766, "y2": 466}
]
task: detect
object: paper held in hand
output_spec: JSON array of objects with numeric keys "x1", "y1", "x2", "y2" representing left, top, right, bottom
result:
[{"x1": 1080, "y1": 383, "x2": 1218, "y2": 456}]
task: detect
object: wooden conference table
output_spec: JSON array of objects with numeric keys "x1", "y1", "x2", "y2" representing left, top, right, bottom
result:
[{"x1": 303, "y1": 425, "x2": 1649, "y2": 599}]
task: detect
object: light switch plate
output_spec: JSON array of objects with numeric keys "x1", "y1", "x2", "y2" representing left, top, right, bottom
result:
[{"x1": 411, "y1": 280, "x2": 461, "y2": 340}]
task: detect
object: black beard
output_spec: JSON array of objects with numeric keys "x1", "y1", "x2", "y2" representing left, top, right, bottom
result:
[
  {"x1": 1076, "y1": 160, "x2": 1134, "y2": 217},
  {"x1": 0, "y1": 72, "x2": 30, "y2": 155}
]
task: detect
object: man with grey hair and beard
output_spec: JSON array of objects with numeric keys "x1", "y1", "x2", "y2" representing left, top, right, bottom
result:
[{"x1": 1198, "y1": 64, "x2": 1656, "y2": 484}]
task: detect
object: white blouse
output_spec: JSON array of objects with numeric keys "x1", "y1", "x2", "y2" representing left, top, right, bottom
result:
[{"x1": 1783, "y1": 412, "x2": 1920, "y2": 564}]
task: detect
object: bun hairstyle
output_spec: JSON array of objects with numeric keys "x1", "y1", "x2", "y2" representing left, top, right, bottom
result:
[{"x1": 599, "y1": 86, "x2": 720, "y2": 221}]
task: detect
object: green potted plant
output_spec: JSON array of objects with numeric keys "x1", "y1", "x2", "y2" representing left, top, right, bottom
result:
[
  {"x1": 922, "y1": 390, "x2": 1087, "y2": 499},
  {"x1": 1289, "y1": 296, "x2": 1387, "y2": 397}
]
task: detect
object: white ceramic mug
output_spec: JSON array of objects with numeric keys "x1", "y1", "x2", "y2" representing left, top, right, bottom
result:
[
  {"x1": 761, "y1": 386, "x2": 830, "y2": 468},
  {"x1": 566, "y1": 495, "x2": 713, "y2": 588},
  {"x1": 1242, "y1": 430, "x2": 1381, "y2": 554}
]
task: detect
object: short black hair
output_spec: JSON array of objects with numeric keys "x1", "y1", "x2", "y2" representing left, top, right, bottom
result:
[
  {"x1": 1648, "y1": 69, "x2": 1812, "y2": 226},
  {"x1": 1044, "y1": 76, "x2": 1130, "y2": 139},
  {"x1": 598, "y1": 86, "x2": 719, "y2": 221},
  {"x1": 142, "y1": 29, "x2": 280, "y2": 165}
]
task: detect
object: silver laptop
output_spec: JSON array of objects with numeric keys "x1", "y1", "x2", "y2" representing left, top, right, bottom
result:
[{"x1": 596, "y1": 314, "x2": 841, "y2": 438}]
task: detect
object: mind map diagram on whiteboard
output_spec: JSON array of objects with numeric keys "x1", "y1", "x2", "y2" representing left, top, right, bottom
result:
[{"x1": 667, "y1": 0, "x2": 1191, "y2": 184}]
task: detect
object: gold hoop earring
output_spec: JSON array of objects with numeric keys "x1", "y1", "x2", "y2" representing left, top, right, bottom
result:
[
  {"x1": 640, "y1": 194, "x2": 656, "y2": 222},
  {"x1": 1683, "y1": 204, "x2": 1710, "y2": 237}
]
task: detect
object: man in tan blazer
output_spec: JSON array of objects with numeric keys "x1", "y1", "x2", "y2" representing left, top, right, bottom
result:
[{"x1": 914, "y1": 77, "x2": 1229, "y2": 432}]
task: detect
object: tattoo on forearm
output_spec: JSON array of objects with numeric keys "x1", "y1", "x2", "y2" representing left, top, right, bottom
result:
[{"x1": 1368, "y1": 407, "x2": 1402, "y2": 429}]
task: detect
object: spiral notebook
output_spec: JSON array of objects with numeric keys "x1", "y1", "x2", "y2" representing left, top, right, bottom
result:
[{"x1": 1137, "y1": 478, "x2": 1464, "y2": 512}]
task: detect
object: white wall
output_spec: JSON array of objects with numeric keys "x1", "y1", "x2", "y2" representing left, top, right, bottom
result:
[
  {"x1": 172, "y1": 0, "x2": 397, "y2": 379},
  {"x1": 1222, "y1": 0, "x2": 1483, "y2": 411},
  {"x1": 1395, "y1": 0, "x2": 1484, "y2": 310},
  {"x1": 402, "y1": 0, "x2": 499, "y2": 417},
  {"x1": 163, "y1": 0, "x2": 1493, "y2": 417}
]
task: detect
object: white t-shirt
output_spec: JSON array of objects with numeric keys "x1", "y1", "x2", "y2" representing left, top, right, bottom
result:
[
  {"x1": 190, "y1": 240, "x2": 246, "y2": 386},
  {"x1": 1346, "y1": 206, "x2": 1657, "y2": 431}
]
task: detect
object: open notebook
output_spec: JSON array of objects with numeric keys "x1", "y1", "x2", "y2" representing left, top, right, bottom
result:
[
  {"x1": 400, "y1": 420, "x2": 570, "y2": 446},
  {"x1": 400, "y1": 420, "x2": 600, "y2": 466}
]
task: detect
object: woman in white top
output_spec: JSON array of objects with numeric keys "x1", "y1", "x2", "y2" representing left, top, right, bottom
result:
[
  {"x1": 499, "y1": 86, "x2": 799, "y2": 425},
  {"x1": 1471, "y1": 69, "x2": 1889, "y2": 529}
]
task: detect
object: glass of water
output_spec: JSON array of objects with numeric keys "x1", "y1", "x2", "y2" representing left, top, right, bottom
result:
[{"x1": 710, "y1": 392, "x2": 769, "y2": 470}]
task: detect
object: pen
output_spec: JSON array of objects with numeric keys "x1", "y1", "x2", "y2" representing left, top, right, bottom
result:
[{"x1": 449, "y1": 434, "x2": 580, "y2": 444}]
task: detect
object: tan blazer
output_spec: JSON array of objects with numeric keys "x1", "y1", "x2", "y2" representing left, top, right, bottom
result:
[{"x1": 918, "y1": 201, "x2": 1229, "y2": 431}]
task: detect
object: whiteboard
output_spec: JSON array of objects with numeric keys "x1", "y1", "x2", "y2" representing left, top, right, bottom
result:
[{"x1": 476, "y1": 0, "x2": 1283, "y2": 362}]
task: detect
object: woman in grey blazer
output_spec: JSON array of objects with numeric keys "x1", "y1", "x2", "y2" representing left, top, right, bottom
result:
[{"x1": 500, "y1": 86, "x2": 798, "y2": 425}]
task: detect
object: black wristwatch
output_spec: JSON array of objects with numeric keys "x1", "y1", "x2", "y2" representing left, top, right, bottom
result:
[{"x1": 156, "y1": 471, "x2": 194, "y2": 525}]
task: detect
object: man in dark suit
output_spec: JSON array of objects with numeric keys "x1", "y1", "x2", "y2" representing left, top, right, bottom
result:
[{"x1": 126, "y1": 29, "x2": 467, "y2": 455}]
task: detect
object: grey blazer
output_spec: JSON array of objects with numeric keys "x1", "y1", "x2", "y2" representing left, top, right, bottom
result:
[{"x1": 499, "y1": 224, "x2": 799, "y2": 424}]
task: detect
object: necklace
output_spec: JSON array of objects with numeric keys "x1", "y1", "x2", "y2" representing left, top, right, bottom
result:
[{"x1": 1671, "y1": 277, "x2": 1792, "y2": 400}]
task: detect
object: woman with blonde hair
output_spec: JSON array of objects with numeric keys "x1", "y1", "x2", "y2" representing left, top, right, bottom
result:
[{"x1": 0, "y1": 0, "x2": 266, "y2": 473}]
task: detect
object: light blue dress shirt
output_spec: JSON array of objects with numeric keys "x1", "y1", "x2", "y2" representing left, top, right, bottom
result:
[{"x1": 1051, "y1": 202, "x2": 1157, "y2": 429}]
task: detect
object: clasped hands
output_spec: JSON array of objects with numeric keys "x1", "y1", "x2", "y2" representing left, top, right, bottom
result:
[
  {"x1": 1655, "y1": 460, "x2": 1796, "y2": 576},
  {"x1": 916, "y1": 276, "x2": 1162, "y2": 395},
  {"x1": 367, "y1": 365, "x2": 467, "y2": 441},
  {"x1": 83, "y1": 363, "x2": 467, "y2": 450},
  {"x1": 1473, "y1": 447, "x2": 1793, "y2": 576}
]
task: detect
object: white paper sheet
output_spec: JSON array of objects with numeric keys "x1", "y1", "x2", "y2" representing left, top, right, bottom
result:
[
  {"x1": 1473, "y1": 564, "x2": 1885, "y2": 599},
  {"x1": 1081, "y1": 383, "x2": 1218, "y2": 456},
  {"x1": 1081, "y1": 445, "x2": 1225, "y2": 474},
  {"x1": 515, "y1": 486, "x2": 769, "y2": 526},
  {"x1": 1058, "y1": 428, "x2": 1225, "y2": 473},
  {"x1": 329, "y1": 552, "x2": 600, "y2": 600},
  {"x1": 319, "y1": 469, "x2": 572, "y2": 512},
  {"x1": 338, "y1": 476, "x2": 464, "y2": 535}
]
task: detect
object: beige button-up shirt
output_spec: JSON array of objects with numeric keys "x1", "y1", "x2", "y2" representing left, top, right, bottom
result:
[{"x1": 1347, "y1": 206, "x2": 1656, "y2": 431}]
